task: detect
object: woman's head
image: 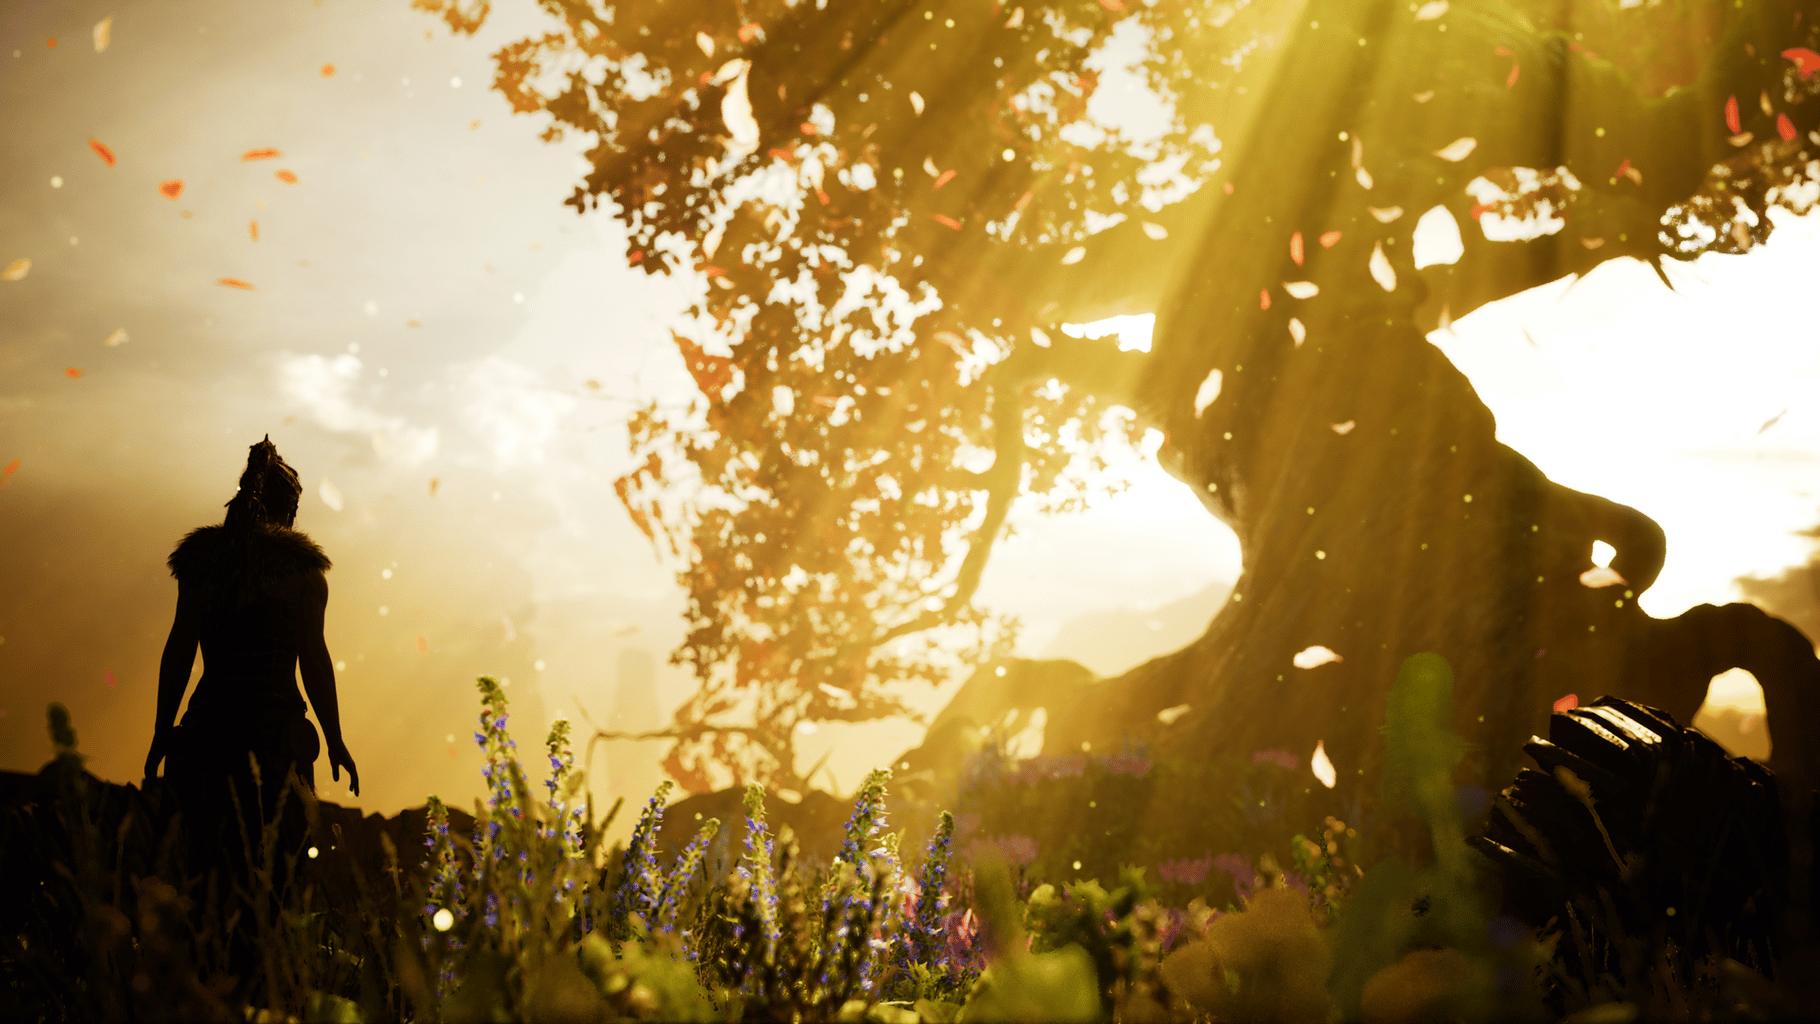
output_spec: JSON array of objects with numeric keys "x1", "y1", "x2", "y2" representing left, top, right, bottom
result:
[{"x1": 224, "y1": 436, "x2": 302, "y2": 530}]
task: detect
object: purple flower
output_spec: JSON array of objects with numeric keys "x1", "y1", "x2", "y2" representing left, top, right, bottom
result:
[
  {"x1": 1158, "y1": 853, "x2": 1213, "y2": 886},
  {"x1": 1213, "y1": 853, "x2": 1259, "y2": 900},
  {"x1": 1251, "y1": 748, "x2": 1300, "y2": 772}
]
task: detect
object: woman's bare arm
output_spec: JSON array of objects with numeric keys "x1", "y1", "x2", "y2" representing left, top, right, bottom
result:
[
  {"x1": 297, "y1": 569, "x2": 359, "y2": 794},
  {"x1": 147, "y1": 584, "x2": 201, "y2": 778}
]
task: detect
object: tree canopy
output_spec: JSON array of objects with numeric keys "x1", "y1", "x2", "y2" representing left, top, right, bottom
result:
[{"x1": 415, "y1": 0, "x2": 1820, "y2": 796}]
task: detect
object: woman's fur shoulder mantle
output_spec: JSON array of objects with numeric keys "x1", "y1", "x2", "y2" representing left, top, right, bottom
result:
[{"x1": 167, "y1": 524, "x2": 333, "y2": 583}]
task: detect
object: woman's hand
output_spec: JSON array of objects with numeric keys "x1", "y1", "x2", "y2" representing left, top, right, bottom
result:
[
  {"x1": 143, "y1": 731, "x2": 169, "y2": 782},
  {"x1": 328, "y1": 738, "x2": 360, "y2": 797}
]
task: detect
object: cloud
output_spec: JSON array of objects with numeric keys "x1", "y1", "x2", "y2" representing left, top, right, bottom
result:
[
  {"x1": 454, "y1": 354, "x2": 577, "y2": 466},
  {"x1": 275, "y1": 352, "x2": 440, "y2": 468}
]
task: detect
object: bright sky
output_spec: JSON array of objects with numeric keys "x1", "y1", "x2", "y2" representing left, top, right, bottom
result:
[{"x1": 1, "y1": 2, "x2": 1811, "y2": 833}]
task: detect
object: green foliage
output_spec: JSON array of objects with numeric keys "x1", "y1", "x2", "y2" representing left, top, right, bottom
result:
[{"x1": 957, "y1": 858, "x2": 1100, "y2": 1024}]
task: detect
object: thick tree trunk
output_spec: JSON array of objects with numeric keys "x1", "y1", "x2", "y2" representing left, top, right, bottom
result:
[{"x1": 930, "y1": 0, "x2": 1820, "y2": 931}]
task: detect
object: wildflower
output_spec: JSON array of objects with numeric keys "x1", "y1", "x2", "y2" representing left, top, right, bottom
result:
[{"x1": 611, "y1": 779, "x2": 672, "y2": 939}]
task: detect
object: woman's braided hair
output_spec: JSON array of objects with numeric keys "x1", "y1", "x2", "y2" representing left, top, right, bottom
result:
[{"x1": 221, "y1": 436, "x2": 304, "y2": 604}]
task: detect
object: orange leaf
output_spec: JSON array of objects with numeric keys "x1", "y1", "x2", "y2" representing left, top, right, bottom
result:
[
  {"x1": 1505, "y1": 63, "x2": 1519, "y2": 89},
  {"x1": 1259, "y1": 289, "x2": 1271, "y2": 310},
  {"x1": 799, "y1": 122, "x2": 817, "y2": 135},
  {"x1": 1099, "y1": 0, "x2": 1123, "y2": 9},
  {"x1": 66, "y1": 367, "x2": 82, "y2": 378},
  {"x1": 932, "y1": 213, "x2": 961, "y2": 230},
  {"x1": 89, "y1": 139, "x2": 115, "y2": 166},
  {"x1": 275, "y1": 169, "x2": 298, "y2": 184},
  {"x1": 1785, "y1": 47, "x2": 1820, "y2": 79},
  {"x1": 47, "y1": 37, "x2": 57, "y2": 48},
  {"x1": 216, "y1": 277, "x2": 256, "y2": 290},
  {"x1": 628, "y1": 250, "x2": 644, "y2": 264},
  {"x1": 1014, "y1": 190, "x2": 1033, "y2": 210},
  {"x1": 1725, "y1": 94, "x2": 1741, "y2": 134},
  {"x1": 321, "y1": 63, "x2": 336, "y2": 77},
  {"x1": 933, "y1": 168, "x2": 956, "y2": 189},
  {"x1": 1289, "y1": 231, "x2": 1304, "y2": 266},
  {"x1": 738, "y1": 22, "x2": 762, "y2": 42},
  {"x1": 2, "y1": 459, "x2": 17, "y2": 475},
  {"x1": 417, "y1": 635, "x2": 428, "y2": 655},
  {"x1": 1222, "y1": 181, "x2": 1235, "y2": 195},
  {"x1": 1553, "y1": 693, "x2": 1578, "y2": 713},
  {"x1": 158, "y1": 179, "x2": 183, "y2": 199},
  {"x1": 1320, "y1": 230, "x2": 1341, "y2": 247},
  {"x1": 1778, "y1": 112, "x2": 1797, "y2": 141},
  {"x1": 241, "y1": 148, "x2": 281, "y2": 161},
  {"x1": 815, "y1": 187, "x2": 830, "y2": 205},
  {"x1": 249, "y1": 220, "x2": 259, "y2": 242}
]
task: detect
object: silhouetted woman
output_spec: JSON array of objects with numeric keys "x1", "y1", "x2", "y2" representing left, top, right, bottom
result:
[{"x1": 144, "y1": 437, "x2": 359, "y2": 883}]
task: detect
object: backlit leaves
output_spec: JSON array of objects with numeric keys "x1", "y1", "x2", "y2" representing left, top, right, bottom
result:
[{"x1": 89, "y1": 139, "x2": 115, "y2": 166}]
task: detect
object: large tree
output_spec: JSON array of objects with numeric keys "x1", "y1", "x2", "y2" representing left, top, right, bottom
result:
[{"x1": 413, "y1": 0, "x2": 1820, "y2": 847}]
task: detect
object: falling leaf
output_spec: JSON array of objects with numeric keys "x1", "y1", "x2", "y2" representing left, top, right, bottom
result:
[
  {"x1": 1355, "y1": 166, "x2": 1373, "y2": 189},
  {"x1": 158, "y1": 179, "x2": 183, "y2": 199},
  {"x1": 1098, "y1": 0, "x2": 1123, "y2": 9},
  {"x1": 1580, "y1": 237, "x2": 1605, "y2": 249},
  {"x1": 1726, "y1": 94, "x2": 1741, "y2": 134},
  {"x1": 1288, "y1": 318, "x2": 1306, "y2": 346},
  {"x1": 933, "y1": 169, "x2": 956, "y2": 189},
  {"x1": 932, "y1": 213, "x2": 962, "y2": 231},
  {"x1": 469, "y1": 119, "x2": 481, "y2": 130},
  {"x1": 1729, "y1": 131, "x2": 1754, "y2": 147},
  {"x1": 249, "y1": 220, "x2": 258, "y2": 241},
  {"x1": 417, "y1": 636, "x2": 429, "y2": 656},
  {"x1": 275, "y1": 169, "x2": 298, "y2": 184},
  {"x1": 1553, "y1": 693, "x2": 1579, "y2": 713},
  {"x1": 1350, "y1": 135, "x2": 1363, "y2": 170},
  {"x1": 1222, "y1": 181, "x2": 1235, "y2": 195},
  {"x1": 1579, "y1": 566, "x2": 1626, "y2": 588},
  {"x1": 1311, "y1": 741, "x2": 1337, "y2": 788},
  {"x1": 738, "y1": 22, "x2": 762, "y2": 42},
  {"x1": 105, "y1": 670, "x2": 117, "y2": 688},
  {"x1": 1259, "y1": 289, "x2": 1270, "y2": 310},
  {"x1": 1505, "y1": 63, "x2": 1520, "y2": 89},
  {"x1": 1156, "y1": 703, "x2": 1191, "y2": 726},
  {"x1": 1433, "y1": 137, "x2": 1476, "y2": 162},
  {"x1": 407, "y1": 319, "x2": 421, "y2": 328},
  {"x1": 2, "y1": 258, "x2": 30, "y2": 281},
  {"x1": 695, "y1": 31, "x2": 715, "y2": 57},
  {"x1": 1785, "y1": 47, "x2": 1820, "y2": 79},
  {"x1": 1778, "y1": 113, "x2": 1797, "y2": 141},
  {"x1": 1412, "y1": 205, "x2": 1463, "y2": 268},
  {"x1": 216, "y1": 277, "x2": 255, "y2": 290},
  {"x1": 429, "y1": 477, "x2": 440, "y2": 496},
  {"x1": 2, "y1": 459, "x2": 17, "y2": 475},
  {"x1": 1412, "y1": 90, "x2": 1435, "y2": 103},
  {"x1": 1368, "y1": 206, "x2": 1403, "y2": 223},
  {"x1": 1141, "y1": 221, "x2": 1168, "y2": 240},
  {"x1": 104, "y1": 328, "x2": 128, "y2": 346},
  {"x1": 1757, "y1": 409, "x2": 1785, "y2": 433},
  {"x1": 321, "y1": 62, "x2": 336, "y2": 77},
  {"x1": 319, "y1": 479, "x2": 344, "y2": 512},
  {"x1": 47, "y1": 37, "x2": 56, "y2": 48},
  {"x1": 1193, "y1": 368, "x2": 1222, "y2": 417},
  {"x1": 1320, "y1": 230, "x2": 1342, "y2": 247},
  {"x1": 1369, "y1": 241, "x2": 1396, "y2": 291},
  {"x1": 1284, "y1": 280, "x2": 1319, "y2": 299},
  {"x1": 1060, "y1": 245, "x2": 1086, "y2": 264},
  {"x1": 909, "y1": 91, "x2": 924, "y2": 116},
  {"x1": 89, "y1": 139, "x2": 116, "y2": 166},
  {"x1": 1289, "y1": 231, "x2": 1304, "y2": 266},
  {"x1": 66, "y1": 367, "x2": 83, "y2": 378},
  {"x1": 241, "y1": 148, "x2": 280, "y2": 161},
  {"x1": 93, "y1": 16, "x2": 113, "y2": 53},
  {"x1": 1293, "y1": 645, "x2": 1343, "y2": 669}
]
